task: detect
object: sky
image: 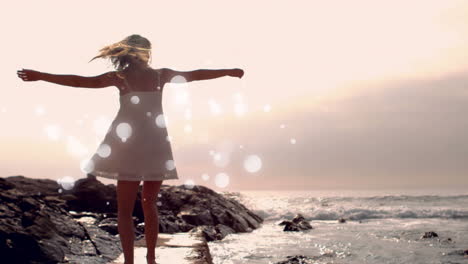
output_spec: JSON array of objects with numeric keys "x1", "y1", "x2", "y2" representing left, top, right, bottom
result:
[{"x1": 2, "y1": 0, "x2": 468, "y2": 191}]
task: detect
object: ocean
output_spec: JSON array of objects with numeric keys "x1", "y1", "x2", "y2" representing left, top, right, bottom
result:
[{"x1": 208, "y1": 189, "x2": 468, "y2": 264}]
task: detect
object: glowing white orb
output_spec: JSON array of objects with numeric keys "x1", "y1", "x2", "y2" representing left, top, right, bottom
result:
[
  {"x1": 35, "y1": 105, "x2": 45, "y2": 115},
  {"x1": 57, "y1": 176, "x2": 75, "y2": 190},
  {"x1": 244, "y1": 155, "x2": 262, "y2": 173},
  {"x1": 106, "y1": 201, "x2": 110, "y2": 205},
  {"x1": 165, "y1": 160, "x2": 176, "y2": 170},
  {"x1": 155, "y1": 114, "x2": 167, "y2": 128},
  {"x1": 44, "y1": 124, "x2": 62, "y2": 141},
  {"x1": 170, "y1": 75, "x2": 187, "y2": 83},
  {"x1": 97, "y1": 144, "x2": 111, "y2": 158},
  {"x1": 239, "y1": 145, "x2": 244, "y2": 149},
  {"x1": 263, "y1": 104, "x2": 271, "y2": 112},
  {"x1": 184, "y1": 179, "x2": 195, "y2": 189},
  {"x1": 80, "y1": 159, "x2": 95, "y2": 173},
  {"x1": 130, "y1": 95, "x2": 140, "y2": 104},
  {"x1": 146, "y1": 111, "x2": 151, "y2": 117},
  {"x1": 58, "y1": 188, "x2": 63, "y2": 193},
  {"x1": 116, "y1": 122, "x2": 132, "y2": 142},
  {"x1": 184, "y1": 124, "x2": 192, "y2": 133},
  {"x1": 280, "y1": 124, "x2": 286, "y2": 129},
  {"x1": 290, "y1": 138, "x2": 296, "y2": 144},
  {"x1": 215, "y1": 173, "x2": 230, "y2": 188},
  {"x1": 66, "y1": 136, "x2": 88, "y2": 157},
  {"x1": 201, "y1": 173, "x2": 209, "y2": 181}
]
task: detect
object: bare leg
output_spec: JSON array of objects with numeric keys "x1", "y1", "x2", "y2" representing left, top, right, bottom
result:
[
  {"x1": 141, "y1": 180, "x2": 163, "y2": 264},
  {"x1": 117, "y1": 179, "x2": 141, "y2": 264}
]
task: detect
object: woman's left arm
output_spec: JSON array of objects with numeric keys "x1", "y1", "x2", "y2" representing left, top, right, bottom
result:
[{"x1": 17, "y1": 69, "x2": 118, "y2": 88}]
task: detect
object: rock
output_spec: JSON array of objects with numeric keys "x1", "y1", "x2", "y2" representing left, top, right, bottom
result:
[
  {"x1": 215, "y1": 224, "x2": 236, "y2": 240},
  {"x1": 280, "y1": 214, "x2": 313, "y2": 232},
  {"x1": 66, "y1": 175, "x2": 263, "y2": 234},
  {"x1": 0, "y1": 174, "x2": 263, "y2": 263},
  {"x1": 338, "y1": 218, "x2": 346, "y2": 223},
  {"x1": 178, "y1": 208, "x2": 214, "y2": 226},
  {"x1": 4, "y1": 175, "x2": 60, "y2": 196},
  {"x1": 441, "y1": 237, "x2": 453, "y2": 243},
  {"x1": 67, "y1": 174, "x2": 118, "y2": 214},
  {"x1": 0, "y1": 177, "x2": 120, "y2": 263},
  {"x1": 292, "y1": 214, "x2": 306, "y2": 223},
  {"x1": 421, "y1": 231, "x2": 438, "y2": 239},
  {"x1": 97, "y1": 218, "x2": 119, "y2": 235},
  {"x1": 275, "y1": 255, "x2": 316, "y2": 264},
  {"x1": 446, "y1": 249, "x2": 468, "y2": 257},
  {"x1": 188, "y1": 224, "x2": 236, "y2": 242}
]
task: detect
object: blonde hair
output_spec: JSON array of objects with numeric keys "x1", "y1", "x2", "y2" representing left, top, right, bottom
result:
[{"x1": 89, "y1": 34, "x2": 152, "y2": 77}]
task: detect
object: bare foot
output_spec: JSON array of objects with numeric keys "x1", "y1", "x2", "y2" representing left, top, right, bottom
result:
[{"x1": 146, "y1": 255, "x2": 157, "y2": 264}]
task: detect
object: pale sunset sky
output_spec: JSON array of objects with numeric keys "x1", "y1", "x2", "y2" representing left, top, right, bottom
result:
[{"x1": 2, "y1": 0, "x2": 468, "y2": 191}]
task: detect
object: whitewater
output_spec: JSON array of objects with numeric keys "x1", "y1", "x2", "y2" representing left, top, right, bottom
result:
[{"x1": 209, "y1": 189, "x2": 468, "y2": 264}]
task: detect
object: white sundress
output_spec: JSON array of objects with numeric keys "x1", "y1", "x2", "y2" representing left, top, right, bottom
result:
[{"x1": 87, "y1": 71, "x2": 179, "y2": 181}]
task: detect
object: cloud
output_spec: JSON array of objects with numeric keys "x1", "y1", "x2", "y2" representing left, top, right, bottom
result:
[{"x1": 215, "y1": 71, "x2": 468, "y2": 189}]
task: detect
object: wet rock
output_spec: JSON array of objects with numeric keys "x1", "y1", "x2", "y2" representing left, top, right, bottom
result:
[
  {"x1": 280, "y1": 214, "x2": 313, "y2": 232},
  {"x1": 0, "y1": 176, "x2": 120, "y2": 264},
  {"x1": 188, "y1": 224, "x2": 236, "y2": 242},
  {"x1": 97, "y1": 217, "x2": 119, "y2": 235},
  {"x1": 275, "y1": 255, "x2": 316, "y2": 264},
  {"x1": 421, "y1": 231, "x2": 439, "y2": 239},
  {"x1": 0, "y1": 174, "x2": 262, "y2": 263}
]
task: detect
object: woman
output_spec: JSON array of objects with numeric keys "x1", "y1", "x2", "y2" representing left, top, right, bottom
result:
[{"x1": 17, "y1": 34, "x2": 244, "y2": 264}]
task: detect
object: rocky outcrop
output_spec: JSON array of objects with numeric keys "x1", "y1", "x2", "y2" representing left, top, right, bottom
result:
[
  {"x1": 278, "y1": 213, "x2": 313, "y2": 232},
  {"x1": 0, "y1": 177, "x2": 121, "y2": 264},
  {"x1": 0, "y1": 175, "x2": 263, "y2": 263}
]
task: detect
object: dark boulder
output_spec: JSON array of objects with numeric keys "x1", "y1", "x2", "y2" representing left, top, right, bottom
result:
[
  {"x1": 280, "y1": 214, "x2": 313, "y2": 232},
  {"x1": 421, "y1": 231, "x2": 438, "y2": 239}
]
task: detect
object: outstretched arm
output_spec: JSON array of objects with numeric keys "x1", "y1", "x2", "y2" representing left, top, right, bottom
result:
[
  {"x1": 161, "y1": 68, "x2": 244, "y2": 83},
  {"x1": 17, "y1": 69, "x2": 120, "y2": 88}
]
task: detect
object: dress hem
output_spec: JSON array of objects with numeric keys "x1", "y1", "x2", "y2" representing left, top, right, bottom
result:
[{"x1": 89, "y1": 170, "x2": 179, "y2": 181}]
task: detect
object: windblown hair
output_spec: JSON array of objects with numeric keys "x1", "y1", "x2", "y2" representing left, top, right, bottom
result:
[{"x1": 89, "y1": 34, "x2": 152, "y2": 77}]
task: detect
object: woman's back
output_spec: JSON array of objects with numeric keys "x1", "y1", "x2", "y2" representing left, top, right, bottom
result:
[{"x1": 119, "y1": 66, "x2": 162, "y2": 96}]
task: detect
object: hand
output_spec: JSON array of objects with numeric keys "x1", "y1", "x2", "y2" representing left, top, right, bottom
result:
[
  {"x1": 229, "y1": 68, "x2": 244, "y2": 78},
  {"x1": 17, "y1": 69, "x2": 42, "y2": 82}
]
